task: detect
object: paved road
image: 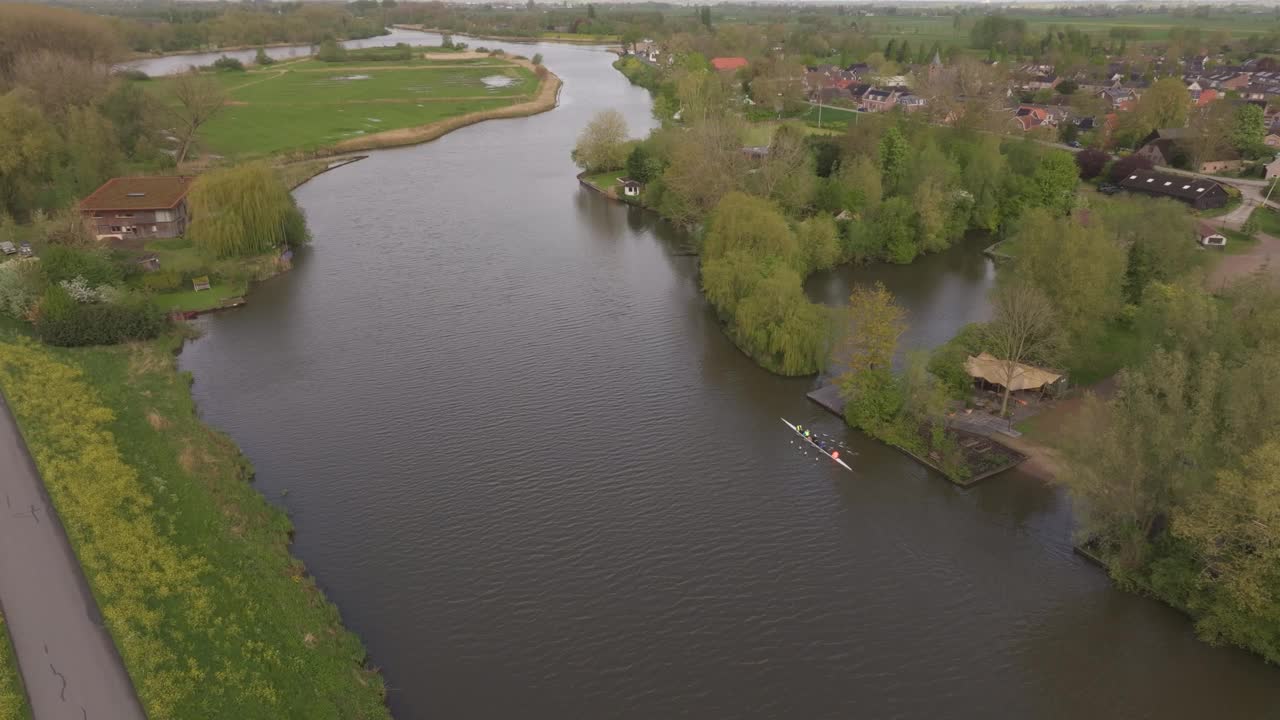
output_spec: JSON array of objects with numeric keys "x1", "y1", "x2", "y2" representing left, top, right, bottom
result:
[{"x1": 0, "y1": 394, "x2": 146, "y2": 720}]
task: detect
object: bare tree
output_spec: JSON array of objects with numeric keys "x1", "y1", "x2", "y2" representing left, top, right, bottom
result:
[
  {"x1": 170, "y1": 71, "x2": 226, "y2": 165},
  {"x1": 984, "y1": 280, "x2": 1063, "y2": 417}
]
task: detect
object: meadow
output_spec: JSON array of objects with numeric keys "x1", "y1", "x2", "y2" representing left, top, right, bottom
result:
[
  {"x1": 148, "y1": 58, "x2": 541, "y2": 157},
  {"x1": 0, "y1": 331, "x2": 391, "y2": 719}
]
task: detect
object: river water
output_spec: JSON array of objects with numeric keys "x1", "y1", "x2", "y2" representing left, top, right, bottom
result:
[{"x1": 156, "y1": 32, "x2": 1280, "y2": 720}]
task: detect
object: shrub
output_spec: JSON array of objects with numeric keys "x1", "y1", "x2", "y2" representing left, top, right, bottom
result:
[
  {"x1": 532, "y1": 53, "x2": 544, "y2": 66},
  {"x1": 116, "y1": 68, "x2": 149, "y2": 81},
  {"x1": 35, "y1": 286, "x2": 163, "y2": 346},
  {"x1": 212, "y1": 56, "x2": 244, "y2": 72},
  {"x1": 928, "y1": 322, "x2": 986, "y2": 399},
  {"x1": 1076, "y1": 148, "x2": 1109, "y2": 179},
  {"x1": 41, "y1": 245, "x2": 122, "y2": 286},
  {"x1": 0, "y1": 257, "x2": 48, "y2": 319},
  {"x1": 254, "y1": 48, "x2": 275, "y2": 66},
  {"x1": 316, "y1": 37, "x2": 346, "y2": 62}
]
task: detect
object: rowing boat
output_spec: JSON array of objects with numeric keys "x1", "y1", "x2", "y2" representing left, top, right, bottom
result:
[{"x1": 781, "y1": 418, "x2": 853, "y2": 471}]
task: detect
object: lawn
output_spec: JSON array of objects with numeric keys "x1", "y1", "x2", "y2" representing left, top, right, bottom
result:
[
  {"x1": 0, "y1": 333, "x2": 390, "y2": 719},
  {"x1": 148, "y1": 61, "x2": 540, "y2": 157},
  {"x1": 1247, "y1": 206, "x2": 1280, "y2": 236},
  {"x1": 1220, "y1": 227, "x2": 1259, "y2": 255},
  {"x1": 0, "y1": 612, "x2": 28, "y2": 720},
  {"x1": 152, "y1": 281, "x2": 248, "y2": 313},
  {"x1": 583, "y1": 170, "x2": 625, "y2": 194}
]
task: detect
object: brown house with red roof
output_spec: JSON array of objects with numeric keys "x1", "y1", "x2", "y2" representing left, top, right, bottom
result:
[
  {"x1": 79, "y1": 176, "x2": 194, "y2": 241},
  {"x1": 710, "y1": 57, "x2": 748, "y2": 72}
]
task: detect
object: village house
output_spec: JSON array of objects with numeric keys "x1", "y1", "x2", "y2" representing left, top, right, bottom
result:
[
  {"x1": 1010, "y1": 105, "x2": 1053, "y2": 131},
  {"x1": 1135, "y1": 128, "x2": 1242, "y2": 173},
  {"x1": 79, "y1": 176, "x2": 193, "y2": 242},
  {"x1": 896, "y1": 93, "x2": 926, "y2": 112},
  {"x1": 710, "y1": 56, "x2": 748, "y2": 73},
  {"x1": 861, "y1": 87, "x2": 898, "y2": 112},
  {"x1": 1265, "y1": 133, "x2": 1280, "y2": 148},
  {"x1": 617, "y1": 178, "x2": 642, "y2": 197},
  {"x1": 1117, "y1": 169, "x2": 1228, "y2": 210},
  {"x1": 1264, "y1": 155, "x2": 1280, "y2": 180}
]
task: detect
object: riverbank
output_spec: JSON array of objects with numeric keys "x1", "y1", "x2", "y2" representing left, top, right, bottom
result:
[
  {"x1": 0, "y1": 329, "x2": 391, "y2": 719},
  {"x1": 331, "y1": 59, "x2": 561, "y2": 154},
  {"x1": 124, "y1": 31, "x2": 391, "y2": 61},
  {"x1": 395, "y1": 24, "x2": 620, "y2": 45}
]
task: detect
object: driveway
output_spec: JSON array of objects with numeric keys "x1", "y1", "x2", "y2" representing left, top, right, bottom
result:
[{"x1": 0, "y1": 394, "x2": 145, "y2": 720}]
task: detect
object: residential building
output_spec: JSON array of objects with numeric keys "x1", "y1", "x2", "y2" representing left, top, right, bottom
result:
[
  {"x1": 79, "y1": 176, "x2": 193, "y2": 241},
  {"x1": 861, "y1": 87, "x2": 898, "y2": 112},
  {"x1": 710, "y1": 57, "x2": 748, "y2": 72}
]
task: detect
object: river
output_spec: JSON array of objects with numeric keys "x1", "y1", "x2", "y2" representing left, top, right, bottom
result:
[{"x1": 147, "y1": 31, "x2": 1280, "y2": 720}]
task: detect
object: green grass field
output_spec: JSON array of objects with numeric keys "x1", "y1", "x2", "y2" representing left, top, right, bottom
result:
[
  {"x1": 0, "y1": 333, "x2": 390, "y2": 719},
  {"x1": 857, "y1": 11, "x2": 1280, "y2": 45},
  {"x1": 148, "y1": 61, "x2": 538, "y2": 157},
  {"x1": 0, "y1": 612, "x2": 29, "y2": 720}
]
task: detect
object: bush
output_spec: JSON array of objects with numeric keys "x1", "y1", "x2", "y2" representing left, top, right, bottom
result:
[
  {"x1": 928, "y1": 322, "x2": 986, "y2": 399},
  {"x1": 116, "y1": 68, "x2": 149, "y2": 81},
  {"x1": 41, "y1": 245, "x2": 122, "y2": 286},
  {"x1": 1076, "y1": 148, "x2": 1109, "y2": 180},
  {"x1": 254, "y1": 48, "x2": 275, "y2": 66},
  {"x1": 0, "y1": 257, "x2": 48, "y2": 319},
  {"x1": 316, "y1": 37, "x2": 347, "y2": 62},
  {"x1": 342, "y1": 44, "x2": 413, "y2": 62},
  {"x1": 35, "y1": 285, "x2": 163, "y2": 346},
  {"x1": 212, "y1": 56, "x2": 245, "y2": 72},
  {"x1": 532, "y1": 53, "x2": 544, "y2": 66}
]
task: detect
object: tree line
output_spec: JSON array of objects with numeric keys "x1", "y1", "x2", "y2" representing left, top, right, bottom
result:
[{"x1": 105, "y1": 3, "x2": 388, "y2": 55}]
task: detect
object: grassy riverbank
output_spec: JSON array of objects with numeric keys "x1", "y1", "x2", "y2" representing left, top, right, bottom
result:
[
  {"x1": 0, "y1": 331, "x2": 390, "y2": 720},
  {"x1": 0, "y1": 612, "x2": 28, "y2": 720},
  {"x1": 148, "y1": 55, "x2": 547, "y2": 158}
]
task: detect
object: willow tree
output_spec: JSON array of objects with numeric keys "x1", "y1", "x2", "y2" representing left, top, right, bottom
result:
[{"x1": 187, "y1": 162, "x2": 309, "y2": 258}]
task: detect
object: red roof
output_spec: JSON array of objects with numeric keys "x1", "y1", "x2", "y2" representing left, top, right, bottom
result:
[{"x1": 710, "y1": 57, "x2": 748, "y2": 71}]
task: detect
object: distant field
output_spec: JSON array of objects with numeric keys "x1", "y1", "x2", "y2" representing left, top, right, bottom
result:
[
  {"x1": 148, "y1": 60, "x2": 539, "y2": 157},
  {"x1": 853, "y1": 11, "x2": 1280, "y2": 46}
]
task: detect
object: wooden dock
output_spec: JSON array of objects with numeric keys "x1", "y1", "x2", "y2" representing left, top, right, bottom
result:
[
  {"x1": 806, "y1": 383, "x2": 845, "y2": 417},
  {"x1": 805, "y1": 382, "x2": 1025, "y2": 487}
]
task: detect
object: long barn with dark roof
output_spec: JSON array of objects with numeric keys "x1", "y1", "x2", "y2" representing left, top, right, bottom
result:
[{"x1": 1116, "y1": 169, "x2": 1228, "y2": 210}]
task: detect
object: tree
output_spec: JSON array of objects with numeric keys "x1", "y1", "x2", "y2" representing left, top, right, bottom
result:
[
  {"x1": 1058, "y1": 349, "x2": 1220, "y2": 569},
  {"x1": 187, "y1": 162, "x2": 309, "y2": 258},
  {"x1": 983, "y1": 280, "x2": 1062, "y2": 417},
  {"x1": 1231, "y1": 103, "x2": 1265, "y2": 153},
  {"x1": 169, "y1": 71, "x2": 226, "y2": 164},
  {"x1": 62, "y1": 105, "x2": 122, "y2": 197},
  {"x1": 10, "y1": 49, "x2": 111, "y2": 118},
  {"x1": 700, "y1": 6, "x2": 712, "y2": 29},
  {"x1": 754, "y1": 122, "x2": 815, "y2": 213},
  {"x1": 531, "y1": 53, "x2": 543, "y2": 66},
  {"x1": 0, "y1": 89, "x2": 61, "y2": 220},
  {"x1": 254, "y1": 48, "x2": 275, "y2": 66},
  {"x1": 1075, "y1": 148, "x2": 1109, "y2": 179},
  {"x1": 1011, "y1": 208, "x2": 1126, "y2": 344},
  {"x1": 837, "y1": 155, "x2": 882, "y2": 213},
  {"x1": 796, "y1": 214, "x2": 840, "y2": 271},
  {"x1": 1028, "y1": 149, "x2": 1079, "y2": 214},
  {"x1": 1175, "y1": 441, "x2": 1280, "y2": 617},
  {"x1": 587, "y1": 3, "x2": 596, "y2": 20},
  {"x1": 837, "y1": 282, "x2": 907, "y2": 427},
  {"x1": 571, "y1": 109, "x2": 629, "y2": 173},
  {"x1": 701, "y1": 192, "x2": 798, "y2": 266},
  {"x1": 1108, "y1": 153, "x2": 1153, "y2": 183},
  {"x1": 656, "y1": 117, "x2": 746, "y2": 224},
  {"x1": 878, "y1": 197, "x2": 918, "y2": 264},
  {"x1": 1128, "y1": 77, "x2": 1191, "y2": 138},
  {"x1": 877, "y1": 126, "x2": 908, "y2": 192}
]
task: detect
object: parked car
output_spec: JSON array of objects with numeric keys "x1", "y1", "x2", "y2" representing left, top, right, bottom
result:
[
  {"x1": 17, "y1": 242, "x2": 31, "y2": 257},
  {"x1": 0, "y1": 241, "x2": 15, "y2": 255},
  {"x1": 1098, "y1": 184, "x2": 1121, "y2": 195},
  {"x1": 1068, "y1": 140, "x2": 1083, "y2": 148}
]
